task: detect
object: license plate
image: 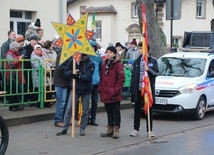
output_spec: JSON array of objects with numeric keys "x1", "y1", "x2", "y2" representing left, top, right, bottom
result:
[{"x1": 156, "y1": 98, "x2": 167, "y2": 105}]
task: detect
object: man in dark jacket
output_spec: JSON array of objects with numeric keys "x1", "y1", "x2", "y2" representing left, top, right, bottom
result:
[
  {"x1": 130, "y1": 42, "x2": 159, "y2": 137},
  {"x1": 23, "y1": 34, "x2": 38, "y2": 104},
  {"x1": 56, "y1": 54, "x2": 95, "y2": 136},
  {"x1": 53, "y1": 50, "x2": 70, "y2": 127},
  {"x1": 1, "y1": 30, "x2": 16, "y2": 62}
]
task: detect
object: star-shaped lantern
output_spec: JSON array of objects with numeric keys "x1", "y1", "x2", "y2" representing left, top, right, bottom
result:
[{"x1": 52, "y1": 13, "x2": 96, "y2": 64}]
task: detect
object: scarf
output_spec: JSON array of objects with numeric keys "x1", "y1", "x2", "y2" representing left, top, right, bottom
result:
[
  {"x1": 34, "y1": 50, "x2": 43, "y2": 56},
  {"x1": 105, "y1": 58, "x2": 114, "y2": 75}
]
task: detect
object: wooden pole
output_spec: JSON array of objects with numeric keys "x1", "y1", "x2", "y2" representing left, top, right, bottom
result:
[
  {"x1": 147, "y1": 95, "x2": 151, "y2": 138},
  {"x1": 71, "y1": 59, "x2": 76, "y2": 137}
]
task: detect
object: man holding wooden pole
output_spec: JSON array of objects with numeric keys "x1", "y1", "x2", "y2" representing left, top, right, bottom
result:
[{"x1": 56, "y1": 54, "x2": 94, "y2": 136}]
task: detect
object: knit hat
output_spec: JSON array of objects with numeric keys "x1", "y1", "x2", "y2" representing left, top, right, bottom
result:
[
  {"x1": 34, "y1": 18, "x2": 41, "y2": 27},
  {"x1": 106, "y1": 46, "x2": 117, "y2": 54},
  {"x1": 9, "y1": 41, "x2": 20, "y2": 50},
  {"x1": 34, "y1": 44, "x2": 42, "y2": 50},
  {"x1": 131, "y1": 39, "x2": 137, "y2": 46},
  {"x1": 115, "y1": 42, "x2": 122, "y2": 48},
  {"x1": 16, "y1": 36, "x2": 25, "y2": 42},
  {"x1": 29, "y1": 34, "x2": 38, "y2": 41}
]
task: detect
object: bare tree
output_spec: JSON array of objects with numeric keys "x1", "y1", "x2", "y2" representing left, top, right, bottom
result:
[
  {"x1": 136, "y1": 0, "x2": 167, "y2": 58},
  {"x1": 211, "y1": 1, "x2": 214, "y2": 31}
]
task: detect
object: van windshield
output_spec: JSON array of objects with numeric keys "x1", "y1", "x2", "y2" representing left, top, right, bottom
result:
[{"x1": 158, "y1": 57, "x2": 206, "y2": 77}]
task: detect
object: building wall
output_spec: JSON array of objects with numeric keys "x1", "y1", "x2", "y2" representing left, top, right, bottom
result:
[
  {"x1": 162, "y1": 0, "x2": 213, "y2": 46},
  {"x1": 68, "y1": 0, "x2": 214, "y2": 49},
  {"x1": 67, "y1": 0, "x2": 138, "y2": 48},
  {"x1": 0, "y1": 0, "x2": 67, "y2": 45}
]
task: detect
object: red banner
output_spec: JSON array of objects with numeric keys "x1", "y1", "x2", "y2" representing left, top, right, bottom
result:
[{"x1": 141, "y1": 4, "x2": 153, "y2": 115}]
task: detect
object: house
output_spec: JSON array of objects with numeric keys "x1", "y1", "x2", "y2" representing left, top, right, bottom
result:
[
  {"x1": 159, "y1": 0, "x2": 214, "y2": 47},
  {"x1": 67, "y1": 0, "x2": 141, "y2": 48},
  {"x1": 68, "y1": 0, "x2": 213, "y2": 49},
  {"x1": 0, "y1": 0, "x2": 67, "y2": 45}
]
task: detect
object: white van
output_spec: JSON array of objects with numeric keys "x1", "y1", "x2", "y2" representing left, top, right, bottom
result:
[{"x1": 154, "y1": 48, "x2": 214, "y2": 120}]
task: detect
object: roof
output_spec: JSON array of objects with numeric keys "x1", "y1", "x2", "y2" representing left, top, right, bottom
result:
[
  {"x1": 162, "y1": 51, "x2": 213, "y2": 59},
  {"x1": 67, "y1": 0, "x2": 76, "y2": 5},
  {"x1": 81, "y1": 5, "x2": 117, "y2": 14}
]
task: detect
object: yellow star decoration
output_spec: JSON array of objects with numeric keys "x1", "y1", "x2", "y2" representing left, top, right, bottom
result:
[{"x1": 52, "y1": 13, "x2": 96, "y2": 64}]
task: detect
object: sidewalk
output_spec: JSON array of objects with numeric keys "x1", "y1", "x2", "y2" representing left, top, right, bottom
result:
[{"x1": 0, "y1": 100, "x2": 132, "y2": 127}]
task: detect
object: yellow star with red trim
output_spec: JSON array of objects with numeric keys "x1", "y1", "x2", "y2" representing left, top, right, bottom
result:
[{"x1": 52, "y1": 13, "x2": 96, "y2": 64}]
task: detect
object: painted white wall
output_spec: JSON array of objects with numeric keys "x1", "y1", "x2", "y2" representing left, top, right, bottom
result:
[
  {"x1": 0, "y1": 0, "x2": 67, "y2": 45},
  {"x1": 68, "y1": 0, "x2": 214, "y2": 48},
  {"x1": 67, "y1": 0, "x2": 138, "y2": 48},
  {"x1": 162, "y1": 0, "x2": 214, "y2": 46}
]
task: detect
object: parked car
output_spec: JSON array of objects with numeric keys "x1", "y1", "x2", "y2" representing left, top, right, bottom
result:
[{"x1": 153, "y1": 48, "x2": 214, "y2": 120}]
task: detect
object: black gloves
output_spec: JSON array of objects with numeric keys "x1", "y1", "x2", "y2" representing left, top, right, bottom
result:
[{"x1": 71, "y1": 73, "x2": 80, "y2": 79}]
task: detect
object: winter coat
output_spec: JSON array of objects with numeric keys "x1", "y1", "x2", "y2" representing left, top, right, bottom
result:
[
  {"x1": 98, "y1": 54, "x2": 125, "y2": 103},
  {"x1": 5, "y1": 50, "x2": 26, "y2": 84},
  {"x1": 1, "y1": 39, "x2": 10, "y2": 59},
  {"x1": 64, "y1": 56, "x2": 95, "y2": 95},
  {"x1": 130, "y1": 54, "x2": 159, "y2": 103},
  {"x1": 53, "y1": 51, "x2": 70, "y2": 88},
  {"x1": 125, "y1": 47, "x2": 140, "y2": 60},
  {"x1": 31, "y1": 52, "x2": 51, "y2": 88},
  {"x1": 18, "y1": 47, "x2": 27, "y2": 57},
  {"x1": 25, "y1": 23, "x2": 41, "y2": 40},
  {"x1": 90, "y1": 54, "x2": 103, "y2": 85},
  {"x1": 24, "y1": 44, "x2": 34, "y2": 69},
  {"x1": 42, "y1": 48, "x2": 57, "y2": 68}
]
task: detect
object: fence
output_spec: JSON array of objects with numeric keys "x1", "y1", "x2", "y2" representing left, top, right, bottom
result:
[
  {"x1": 0, "y1": 59, "x2": 45, "y2": 108},
  {"x1": 0, "y1": 58, "x2": 134, "y2": 108}
]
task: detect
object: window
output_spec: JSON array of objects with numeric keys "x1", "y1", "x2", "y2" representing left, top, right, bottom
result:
[
  {"x1": 172, "y1": 38, "x2": 179, "y2": 47},
  {"x1": 131, "y1": 2, "x2": 138, "y2": 18},
  {"x1": 158, "y1": 57, "x2": 206, "y2": 77},
  {"x1": 10, "y1": 10, "x2": 32, "y2": 36},
  {"x1": 96, "y1": 21, "x2": 102, "y2": 40},
  {"x1": 196, "y1": 0, "x2": 206, "y2": 18},
  {"x1": 129, "y1": 32, "x2": 141, "y2": 43}
]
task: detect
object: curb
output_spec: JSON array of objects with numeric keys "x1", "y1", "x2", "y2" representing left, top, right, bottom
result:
[{"x1": 5, "y1": 101, "x2": 133, "y2": 127}]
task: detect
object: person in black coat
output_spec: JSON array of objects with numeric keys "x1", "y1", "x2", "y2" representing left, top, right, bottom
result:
[
  {"x1": 23, "y1": 34, "x2": 38, "y2": 104},
  {"x1": 53, "y1": 50, "x2": 70, "y2": 127},
  {"x1": 56, "y1": 54, "x2": 95, "y2": 136},
  {"x1": 130, "y1": 42, "x2": 159, "y2": 137}
]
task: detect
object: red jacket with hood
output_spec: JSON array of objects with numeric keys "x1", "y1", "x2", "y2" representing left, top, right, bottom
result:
[{"x1": 98, "y1": 54, "x2": 125, "y2": 103}]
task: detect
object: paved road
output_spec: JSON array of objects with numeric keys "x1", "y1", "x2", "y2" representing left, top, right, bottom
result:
[
  {"x1": 5, "y1": 109, "x2": 214, "y2": 155},
  {"x1": 99, "y1": 124, "x2": 214, "y2": 155}
]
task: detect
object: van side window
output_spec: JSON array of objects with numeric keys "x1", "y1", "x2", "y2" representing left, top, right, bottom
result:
[{"x1": 208, "y1": 60, "x2": 214, "y2": 77}]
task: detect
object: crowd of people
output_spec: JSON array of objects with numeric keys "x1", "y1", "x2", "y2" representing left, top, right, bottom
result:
[
  {"x1": 0, "y1": 18, "x2": 58, "y2": 110},
  {"x1": 0, "y1": 19, "x2": 159, "y2": 138}
]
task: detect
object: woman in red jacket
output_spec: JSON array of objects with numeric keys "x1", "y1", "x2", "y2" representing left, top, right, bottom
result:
[
  {"x1": 5, "y1": 41, "x2": 25, "y2": 111},
  {"x1": 99, "y1": 46, "x2": 125, "y2": 139}
]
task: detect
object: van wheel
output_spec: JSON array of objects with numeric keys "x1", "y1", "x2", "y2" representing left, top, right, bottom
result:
[{"x1": 193, "y1": 96, "x2": 206, "y2": 120}]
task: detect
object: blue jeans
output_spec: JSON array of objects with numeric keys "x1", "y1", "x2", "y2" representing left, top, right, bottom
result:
[
  {"x1": 63, "y1": 92, "x2": 91, "y2": 131},
  {"x1": 54, "y1": 86, "x2": 70, "y2": 124},
  {"x1": 89, "y1": 85, "x2": 99, "y2": 122}
]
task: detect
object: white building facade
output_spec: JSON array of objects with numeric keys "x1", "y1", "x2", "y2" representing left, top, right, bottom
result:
[
  {"x1": 161, "y1": 0, "x2": 214, "y2": 47},
  {"x1": 0, "y1": 0, "x2": 67, "y2": 45},
  {"x1": 67, "y1": 0, "x2": 140, "y2": 48},
  {"x1": 68, "y1": 0, "x2": 213, "y2": 49},
  {"x1": 1, "y1": 0, "x2": 212, "y2": 49}
]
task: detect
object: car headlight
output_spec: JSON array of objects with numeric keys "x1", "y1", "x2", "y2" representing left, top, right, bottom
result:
[{"x1": 179, "y1": 84, "x2": 196, "y2": 94}]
